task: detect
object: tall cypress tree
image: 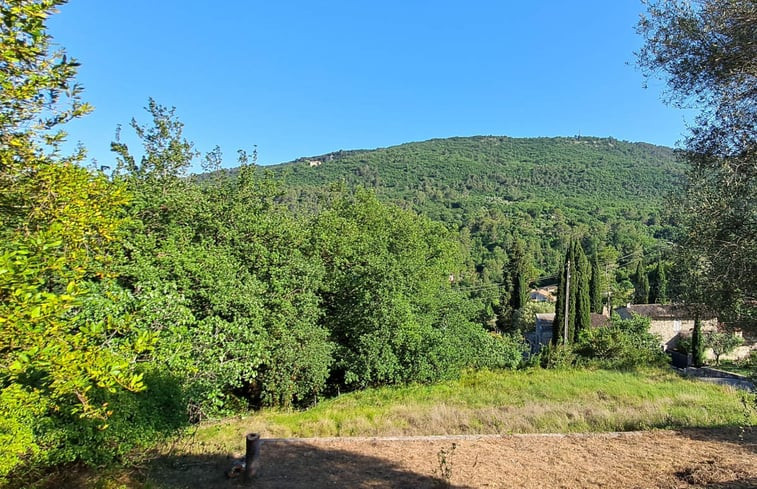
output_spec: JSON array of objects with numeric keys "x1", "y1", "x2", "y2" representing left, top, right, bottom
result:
[
  {"x1": 553, "y1": 239, "x2": 592, "y2": 344},
  {"x1": 507, "y1": 240, "x2": 530, "y2": 312},
  {"x1": 589, "y1": 253, "x2": 602, "y2": 314},
  {"x1": 633, "y1": 261, "x2": 650, "y2": 304},
  {"x1": 553, "y1": 245, "x2": 572, "y2": 345},
  {"x1": 649, "y1": 260, "x2": 668, "y2": 304},
  {"x1": 691, "y1": 313, "x2": 705, "y2": 367},
  {"x1": 572, "y1": 241, "x2": 591, "y2": 342}
]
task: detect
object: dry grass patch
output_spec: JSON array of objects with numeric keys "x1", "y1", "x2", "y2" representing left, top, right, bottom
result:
[{"x1": 180, "y1": 367, "x2": 754, "y2": 449}]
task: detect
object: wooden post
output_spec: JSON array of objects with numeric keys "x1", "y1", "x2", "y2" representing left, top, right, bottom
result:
[{"x1": 244, "y1": 433, "x2": 261, "y2": 482}]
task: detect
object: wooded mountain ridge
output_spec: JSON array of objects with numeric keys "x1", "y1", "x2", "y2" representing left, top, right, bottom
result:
[
  {"x1": 221, "y1": 136, "x2": 685, "y2": 280},
  {"x1": 264, "y1": 135, "x2": 682, "y2": 210}
]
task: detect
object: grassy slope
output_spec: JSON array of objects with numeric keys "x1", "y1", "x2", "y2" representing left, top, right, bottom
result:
[{"x1": 190, "y1": 368, "x2": 753, "y2": 452}]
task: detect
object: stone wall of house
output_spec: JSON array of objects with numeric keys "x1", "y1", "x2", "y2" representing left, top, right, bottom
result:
[
  {"x1": 707, "y1": 344, "x2": 756, "y2": 362},
  {"x1": 652, "y1": 318, "x2": 718, "y2": 351},
  {"x1": 658, "y1": 319, "x2": 755, "y2": 361}
]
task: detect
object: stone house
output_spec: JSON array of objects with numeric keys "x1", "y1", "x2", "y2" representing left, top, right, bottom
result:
[
  {"x1": 525, "y1": 313, "x2": 556, "y2": 353},
  {"x1": 613, "y1": 304, "x2": 718, "y2": 352},
  {"x1": 529, "y1": 286, "x2": 557, "y2": 303},
  {"x1": 614, "y1": 303, "x2": 757, "y2": 362}
]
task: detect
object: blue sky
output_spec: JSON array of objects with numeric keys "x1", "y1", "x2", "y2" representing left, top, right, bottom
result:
[{"x1": 49, "y1": 1, "x2": 694, "y2": 170}]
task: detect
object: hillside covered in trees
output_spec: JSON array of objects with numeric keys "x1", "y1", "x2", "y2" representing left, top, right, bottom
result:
[
  {"x1": 271, "y1": 136, "x2": 682, "y2": 218},
  {"x1": 246, "y1": 136, "x2": 686, "y2": 316}
]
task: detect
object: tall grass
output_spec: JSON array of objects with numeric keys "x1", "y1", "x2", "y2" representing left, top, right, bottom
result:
[{"x1": 188, "y1": 367, "x2": 754, "y2": 452}]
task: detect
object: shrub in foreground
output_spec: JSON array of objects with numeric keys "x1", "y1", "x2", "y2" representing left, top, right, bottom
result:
[{"x1": 574, "y1": 314, "x2": 667, "y2": 369}]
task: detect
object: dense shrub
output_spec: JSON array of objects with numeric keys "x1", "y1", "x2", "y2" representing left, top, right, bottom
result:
[
  {"x1": 538, "y1": 344, "x2": 578, "y2": 369},
  {"x1": 575, "y1": 314, "x2": 667, "y2": 368},
  {"x1": 675, "y1": 333, "x2": 692, "y2": 354}
]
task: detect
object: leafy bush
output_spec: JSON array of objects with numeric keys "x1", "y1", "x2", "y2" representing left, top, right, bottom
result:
[
  {"x1": 35, "y1": 368, "x2": 187, "y2": 467},
  {"x1": 575, "y1": 314, "x2": 667, "y2": 369},
  {"x1": 512, "y1": 301, "x2": 555, "y2": 333},
  {"x1": 539, "y1": 344, "x2": 577, "y2": 369},
  {"x1": 675, "y1": 333, "x2": 692, "y2": 354}
]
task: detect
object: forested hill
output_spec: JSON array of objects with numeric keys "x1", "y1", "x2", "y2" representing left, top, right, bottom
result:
[
  {"x1": 223, "y1": 136, "x2": 683, "y2": 282},
  {"x1": 266, "y1": 136, "x2": 682, "y2": 216}
]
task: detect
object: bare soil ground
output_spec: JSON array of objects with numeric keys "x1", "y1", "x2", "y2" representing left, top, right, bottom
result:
[{"x1": 145, "y1": 428, "x2": 757, "y2": 489}]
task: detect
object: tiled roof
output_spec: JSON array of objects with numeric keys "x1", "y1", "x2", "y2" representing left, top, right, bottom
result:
[{"x1": 615, "y1": 304, "x2": 716, "y2": 320}]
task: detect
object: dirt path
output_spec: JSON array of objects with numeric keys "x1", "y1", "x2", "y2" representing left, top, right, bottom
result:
[{"x1": 148, "y1": 428, "x2": 756, "y2": 488}]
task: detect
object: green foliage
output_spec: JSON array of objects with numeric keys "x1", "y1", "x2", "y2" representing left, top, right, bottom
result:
[
  {"x1": 0, "y1": 386, "x2": 46, "y2": 480},
  {"x1": 112, "y1": 104, "x2": 333, "y2": 411},
  {"x1": 691, "y1": 315, "x2": 705, "y2": 367},
  {"x1": 648, "y1": 260, "x2": 668, "y2": 304},
  {"x1": 553, "y1": 240, "x2": 591, "y2": 344},
  {"x1": 258, "y1": 136, "x2": 684, "y2": 312},
  {"x1": 590, "y1": 253, "x2": 602, "y2": 313},
  {"x1": 313, "y1": 188, "x2": 506, "y2": 388},
  {"x1": 637, "y1": 0, "x2": 757, "y2": 325},
  {"x1": 0, "y1": 0, "x2": 92, "y2": 147},
  {"x1": 538, "y1": 344, "x2": 577, "y2": 369},
  {"x1": 0, "y1": 0, "x2": 148, "y2": 479},
  {"x1": 676, "y1": 334, "x2": 692, "y2": 354},
  {"x1": 704, "y1": 331, "x2": 744, "y2": 366},
  {"x1": 506, "y1": 240, "x2": 531, "y2": 312},
  {"x1": 511, "y1": 300, "x2": 555, "y2": 335},
  {"x1": 31, "y1": 368, "x2": 186, "y2": 468},
  {"x1": 632, "y1": 261, "x2": 650, "y2": 304},
  {"x1": 575, "y1": 314, "x2": 667, "y2": 369},
  {"x1": 496, "y1": 240, "x2": 532, "y2": 333},
  {"x1": 476, "y1": 333, "x2": 527, "y2": 370}
]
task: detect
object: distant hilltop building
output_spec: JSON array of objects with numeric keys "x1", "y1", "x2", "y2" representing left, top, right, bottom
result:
[{"x1": 307, "y1": 160, "x2": 322, "y2": 167}]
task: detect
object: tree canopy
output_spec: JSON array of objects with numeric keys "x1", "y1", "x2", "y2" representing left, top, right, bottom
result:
[
  {"x1": 637, "y1": 0, "x2": 757, "y2": 325},
  {"x1": 0, "y1": 0, "x2": 147, "y2": 479}
]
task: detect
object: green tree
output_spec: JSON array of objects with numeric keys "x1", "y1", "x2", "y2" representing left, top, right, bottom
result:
[
  {"x1": 575, "y1": 313, "x2": 667, "y2": 368},
  {"x1": 112, "y1": 103, "x2": 333, "y2": 410},
  {"x1": 632, "y1": 262, "x2": 650, "y2": 304},
  {"x1": 553, "y1": 240, "x2": 591, "y2": 344},
  {"x1": 506, "y1": 240, "x2": 531, "y2": 311},
  {"x1": 0, "y1": 0, "x2": 148, "y2": 478},
  {"x1": 691, "y1": 314, "x2": 705, "y2": 367},
  {"x1": 590, "y1": 253, "x2": 602, "y2": 313},
  {"x1": 705, "y1": 331, "x2": 744, "y2": 366},
  {"x1": 313, "y1": 188, "x2": 503, "y2": 388},
  {"x1": 637, "y1": 0, "x2": 757, "y2": 324},
  {"x1": 497, "y1": 240, "x2": 531, "y2": 332},
  {"x1": 648, "y1": 260, "x2": 668, "y2": 304}
]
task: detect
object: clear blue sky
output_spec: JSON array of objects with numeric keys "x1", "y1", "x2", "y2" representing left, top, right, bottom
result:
[{"x1": 49, "y1": 0, "x2": 693, "y2": 170}]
